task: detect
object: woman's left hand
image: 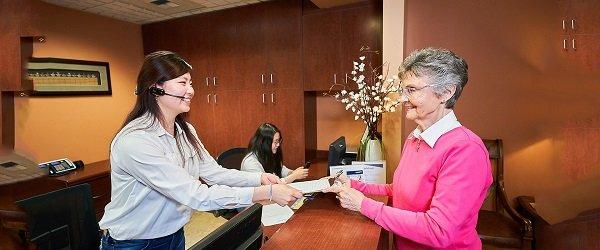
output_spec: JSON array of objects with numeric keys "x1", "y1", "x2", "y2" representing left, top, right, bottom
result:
[
  {"x1": 336, "y1": 187, "x2": 365, "y2": 212},
  {"x1": 261, "y1": 173, "x2": 283, "y2": 184}
]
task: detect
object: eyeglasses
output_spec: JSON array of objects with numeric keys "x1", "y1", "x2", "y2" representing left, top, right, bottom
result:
[
  {"x1": 273, "y1": 138, "x2": 283, "y2": 146},
  {"x1": 399, "y1": 85, "x2": 431, "y2": 99}
]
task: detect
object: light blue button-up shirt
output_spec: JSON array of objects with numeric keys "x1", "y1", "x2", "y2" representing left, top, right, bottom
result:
[{"x1": 99, "y1": 114, "x2": 261, "y2": 240}]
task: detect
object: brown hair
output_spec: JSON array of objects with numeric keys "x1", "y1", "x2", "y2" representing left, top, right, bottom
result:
[{"x1": 120, "y1": 51, "x2": 202, "y2": 162}]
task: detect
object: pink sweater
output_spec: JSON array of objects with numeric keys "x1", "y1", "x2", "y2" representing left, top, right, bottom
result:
[{"x1": 353, "y1": 127, "x2": 492, "y2": 249}]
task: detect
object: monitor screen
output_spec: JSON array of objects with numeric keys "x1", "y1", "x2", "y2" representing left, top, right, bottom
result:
[{"x1": 328, "y1": 136, "x2": 346, "y2": 175}]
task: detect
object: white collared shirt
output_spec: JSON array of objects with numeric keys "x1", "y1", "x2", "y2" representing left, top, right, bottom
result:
[
  {"x1": 410, "y1": 111, "x2": 462, "y2": 148},
  {"x1": 99, "y1": 114, "x2": 261, "y2": 240}
]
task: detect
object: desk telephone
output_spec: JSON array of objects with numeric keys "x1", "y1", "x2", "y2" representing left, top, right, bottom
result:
[{"x1": 38, "y1": 158, "x2": 78, "y2": 176}]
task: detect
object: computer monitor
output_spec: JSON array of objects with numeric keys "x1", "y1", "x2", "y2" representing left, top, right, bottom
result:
[
  {"x1": 191, "y1": 203, "x2": 263, "y2": 250},
  {"x1": 328, "y1": 136, "x2": 346, "y2": 175}
]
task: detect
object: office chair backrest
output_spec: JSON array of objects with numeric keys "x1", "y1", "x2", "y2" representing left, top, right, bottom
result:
[
  {"x1": 191, "y1": 203, "x2": 263, "y2": 250},
  {"x1": 16, "y1": 183, "x2": 100, "y2": 250},
  {"x1": 217, "y1": 148, "x2": 247, "y2": 170}
]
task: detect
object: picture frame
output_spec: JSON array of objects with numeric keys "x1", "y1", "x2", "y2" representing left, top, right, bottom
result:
[{"x1": 27, "y1": 58, "x2": 112, "y2": 96}]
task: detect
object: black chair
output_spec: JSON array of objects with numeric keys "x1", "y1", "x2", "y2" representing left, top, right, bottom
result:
[
  {"x1": 217, "y1": 148, "x2": 247, "y2": 170},
  {"x1": 476, "y1": 139, "x2": 533, "y2": 249},
  {"x1": 213, "y1": 148, "x2": 248, "y2": 219},
  {"x1": 16, "y1": 183, "x2": 100, "y2": 250},
  {"x1": 191, "y1": 204, "x2": 263, "y2": 250}
]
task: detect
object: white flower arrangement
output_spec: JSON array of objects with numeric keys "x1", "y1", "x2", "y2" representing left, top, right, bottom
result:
[{"x1": 327, "y1": 48, "x2": 402, "y2": 140}]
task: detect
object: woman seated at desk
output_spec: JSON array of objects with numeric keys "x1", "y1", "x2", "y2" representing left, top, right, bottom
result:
[
  {"x1": 99, "y1": 51, "x2": 301, "y2": 250},
  {"x1": 328, "y1": 48, "x2": 493, "y2": 249},
  {"x1": 241, "y1": 123, "x2": 309, "y2": 184}
]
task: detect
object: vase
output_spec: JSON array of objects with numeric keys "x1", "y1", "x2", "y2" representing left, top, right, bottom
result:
[{"x1": 357, "y1": 126, "x2": 384, "y2": 161}]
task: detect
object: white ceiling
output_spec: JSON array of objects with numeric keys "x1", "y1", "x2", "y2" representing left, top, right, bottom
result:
[{"x1": 40, "y1": 0, "x2": 272, "y2": 24}]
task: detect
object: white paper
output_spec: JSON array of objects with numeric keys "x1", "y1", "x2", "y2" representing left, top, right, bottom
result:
[
  {"x1": 287, "y1": 179, "x2": 330, "y2": 193},
  {"x1": 329, "y1": 165, "x2": 365, "y2": 181},
  {"x1": 352, "y1": 161, "x2": 386, "y2": 184},
  {"x1": 261, "y1": 204, "x2": 294, "y2": 226},
  {"x1": 330, "y1": 161, "x2": 386, "y2": 184}
]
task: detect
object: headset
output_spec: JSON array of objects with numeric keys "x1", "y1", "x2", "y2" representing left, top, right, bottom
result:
[{"x1": 148, "y1": 86, "x2": 187, "y2": 99}]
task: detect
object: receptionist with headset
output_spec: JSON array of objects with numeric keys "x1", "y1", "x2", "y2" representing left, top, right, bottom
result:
[{"x1": 99, "y1": 51, "x2": 302, "y2": 250}]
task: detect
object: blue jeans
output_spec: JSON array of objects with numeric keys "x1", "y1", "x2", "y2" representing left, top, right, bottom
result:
[{"x1": 100, "y1": 228, "x2": 185, "y2": 250}]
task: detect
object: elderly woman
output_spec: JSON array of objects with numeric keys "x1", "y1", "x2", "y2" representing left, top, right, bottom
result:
[{"x1": 329, "y1": 48, "x2": 492, "y2": 249}]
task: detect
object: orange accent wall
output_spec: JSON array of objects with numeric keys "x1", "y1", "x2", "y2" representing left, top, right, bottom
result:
[
  {"x1": 404, "y1": 0, "x2": 600, "y2": 223},
  {"x1": 14, "y1": 1, "x2": 143, "y2": 164},
  {"x1": 316, "y1": 96, "x2": 365, "y2": 151}
]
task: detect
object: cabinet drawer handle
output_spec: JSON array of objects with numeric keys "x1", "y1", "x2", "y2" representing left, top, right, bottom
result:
[
  {"x1": 270, "y1": 73, "x2": 273, "y2": 84},
  {"x1": 345, "y1": 73, "x2": 348, "y2": 84},
  {"x1": 205, "y1": 77, "x2": 209, "y2": 86},
  {"x1": 271, "y1": 93, "x2": 275, "y2": 103},
  {"x1": 572, "y1": 38, "x2": 576, "y2": 50},
  {"x1": 571, "y1": 19, "x2": 575, "y2": 30},
  {"x1": 214, "y1": 94, "x2": 217, "y2": 104},
  {"x1": 261, "y1": 74, "x2": 264, "y2": 84},
  {"x1": 563, "y1": 39, "x2": 567, "y2": 50},
  {"x1": 562, "y1": 19, "x2": 566, "y2": 30},
  {"x1": 262, "y1": 93, "x2": 265, "y2": 104},
  {"x1": 333, "y1": 73, "x2": 337, "y2": 84},
  {"x1": 213, "y1": 77, "x2": 217, "y2": 86},
  {"x1": 207, "y1": 94, "x2": 211, "y2": 103}
]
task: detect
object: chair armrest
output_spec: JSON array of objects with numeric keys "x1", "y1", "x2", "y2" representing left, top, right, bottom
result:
[
  {"x1": 517, "y1": 195, "x2": 549, "y2": 225},
  {"x1": 497, "y1": 181, "x2": 533, "y2": 236}
]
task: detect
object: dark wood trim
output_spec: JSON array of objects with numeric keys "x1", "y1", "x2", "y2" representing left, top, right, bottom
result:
[
  {"x1": 1, "y1": 92, "x2": 15, "y2": 149},
  {"x1": 20, "y1": 37, "x2": 34, "y2": 91},
  {"x1": 303, "y1": 92, "x2": 317, "y2": 161}
]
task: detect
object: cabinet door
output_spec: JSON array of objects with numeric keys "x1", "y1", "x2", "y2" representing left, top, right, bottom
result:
[
  {"x1": 212, "y1": 90, "x2": 244, "y2": 156},
  {"x1": 207, "y1": 10, "x2": 240, "y2": 91},
  {"x1": 188, "y1": 91, "x2": 216, "y2": 154},
  {"x1": 340, "y1": 4, "x2": 382, "y2": 81},
  {"x1": 567, "y1": 0, "x2": 600, "y2": 34},
  {"x1": 187, "y1": 15, "x2": 214, "y2": 93},
  {"x1": 569, "y1": 34, "x2": 600, "y2": 70},
  {"x1": 236, "y1": 4, "x2": 268, "y2": 91},
  {"x1": 239, "y1": 90, "x2": 270, "y2": 148},
  {"x1": 302, "y1": 11, "x2": 341, "y2": 91},
  {"x1": 269, "y1": 89, "x2": 304, "y2": 168},
  {"x1": 265, "y1": 0, "x2": 302, "y2": 90}
]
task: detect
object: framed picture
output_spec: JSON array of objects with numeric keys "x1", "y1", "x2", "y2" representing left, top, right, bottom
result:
[{"x1": 27, "y1": 58, "x2": 111, "y2": 96}]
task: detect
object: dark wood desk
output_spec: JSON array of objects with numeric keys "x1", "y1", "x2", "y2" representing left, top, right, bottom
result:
[
  {"x1": 262, "y1": 160, "x2": 390, "y2": 249},
  {"x1": 0, "y1": 160, "x2": 111, "y2": 249}
]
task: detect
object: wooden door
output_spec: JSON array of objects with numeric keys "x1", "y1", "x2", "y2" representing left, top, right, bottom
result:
[
  {"x1": 236, "y1": 4, "x2": 268, "y2": 91},
  {"x1": 340, "y1": 3, "x2": 382, "y2": 85},
  {"x1": 567, "y1": 0, "x2": 600, "y2": 34},
  {"x1": 265, "y1": 0, "x2": 302, "y2": 90},
  {"x1": 186, "y1": 14, "x2": 214, "y2": 93},
  {"x1": 269, "y1": 89, "x2": 304, "y2": 168},
  {"x1": 188, "y1": 91, "x2": 216, "y2": 154},
  {"x1": 302, "y1": 10, "x2": 341, "y2": 91},
  {"x1": 239, "y1": 90, "x2": 270, "y2": 148},
  {"x1": 211, "y1": 90, "x2": 244, "y2": 156},
  {"x1": 207, "y1": 10, "x2": 239, "y2": 91}
]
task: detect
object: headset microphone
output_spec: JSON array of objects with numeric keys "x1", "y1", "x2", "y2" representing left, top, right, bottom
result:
[{"x1": 149, "y1": 86, "x2": 187, "y2": 99}]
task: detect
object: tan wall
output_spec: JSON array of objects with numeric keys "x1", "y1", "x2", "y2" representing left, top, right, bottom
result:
[
  {"x1": 316, "y1": 96, "x2": 364, "y2": 151},
  {"x1": 14, "y1": 1, "x2": 143, "y2": 164},
  {"x1": 382, "y1": 0, "x2": 404, "y2": 181},
  {"x1": 404, "y1": 0, "x2": 600, "y2": 223}
]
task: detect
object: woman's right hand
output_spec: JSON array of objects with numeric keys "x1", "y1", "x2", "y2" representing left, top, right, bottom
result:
[
  {"x1": 322, "y1": 173, "x2": 351, "y2": 193},
  {"x1": 253, "y1": 184, "x2": 302, "y2": 206},
  {"x1": 271, "y1": 184, "x2": 303, "y2": 206},
  {"x1": 287, "y1": 167, "x2": 309, "y2": 183}
]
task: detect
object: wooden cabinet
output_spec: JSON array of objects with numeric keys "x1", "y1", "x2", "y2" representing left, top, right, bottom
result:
[
  {"x1": 303, "y1": 2, "x2": 382, "y2": 91},
  {"x1": 0, "y1": 0, "x2": 40, "y2": 91},
  {"x1": 558, "y1": 0, "x2": 600, "y2": 70},
  {"x1": 187, "y1": 90, "x2": 244, "y2": 156},
  {"x1": 239, "y1": 89, "x2": 305, "y2": 167}
]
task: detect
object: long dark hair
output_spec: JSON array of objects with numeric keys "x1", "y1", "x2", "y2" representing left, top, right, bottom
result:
[
  {"x1": 119, "y1": 51, "x2": 201, "y2": 162},
  {"x1": 247, "y1": 123, "x2": 283, "y2": 177}
]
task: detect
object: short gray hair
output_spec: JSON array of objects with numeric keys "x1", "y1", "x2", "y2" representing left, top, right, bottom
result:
[{"x1": 399, "y1": 47, "x2": 468, "y2": 109}]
